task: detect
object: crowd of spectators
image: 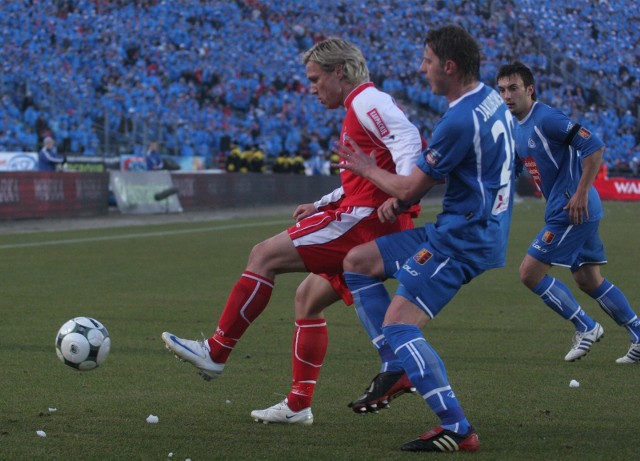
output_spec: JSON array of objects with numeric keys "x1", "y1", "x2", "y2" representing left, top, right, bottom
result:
[{"x1": 0, "y1": 0, "x2": 638, "y2": 174}]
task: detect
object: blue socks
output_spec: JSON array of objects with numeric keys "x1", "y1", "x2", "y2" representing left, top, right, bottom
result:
[
  {"x1": 590, "y1": 280, "x2": 640, "y2": 343},
  {"x1": 346, "y1": 273, "x2": 472, "y2": 433},
  {"x1": 345, "y1": 272, "x2": 402, "y2": 372},
  {"x1": 532, "y1": 276, "x2": 640, "y2": 342},
  {"x1": 383, "y1": 323, "x2": 470, "y2": 433},
  {"x1": 532, "y1": 275, "x2": 596, "y2": 332}
]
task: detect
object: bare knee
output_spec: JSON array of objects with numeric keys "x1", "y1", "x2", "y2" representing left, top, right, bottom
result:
[
  {"x1": 247, "y1": 240, "x2": 270, "y2": 270},
  {"x1": 343, "y1": 242, "x2": 384, "y2": 277},
  {"x1": 295, "y1": 287, "x2": 321, "y2": 319},
  {"x1": 294, "y1": 275, "x2": 340, "y2": 319},
  {"x1": 519, "y1": 264, "x2": 538, "y2": 290},
  {"x1": 519, "y1": 256, "x2": 549, "y2": 290},
  {"x1": 572, "y1": 266, "x2": 604, "y2": 294},
  {"x1": 246, "y1": 232, "x2": 305, "y2": 277}
]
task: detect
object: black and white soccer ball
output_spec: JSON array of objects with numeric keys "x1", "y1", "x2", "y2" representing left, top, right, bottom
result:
[{"x1": 55, "y1": 317, "x2": 111, "y2": 371}]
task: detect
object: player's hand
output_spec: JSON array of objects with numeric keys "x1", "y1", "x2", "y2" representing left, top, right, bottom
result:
[
  {"x1": 331, "y1": 135, "x2": 377, "y2": 178},
  {"x1": 293, "y1": 203, "x2": 317, "y2": 222},
  {"x1": 377, "y1": 197, "x2": 405, "y2": 223},
  {"x1": 563, "y1": 192, "x2": 589, "y2": 224}
]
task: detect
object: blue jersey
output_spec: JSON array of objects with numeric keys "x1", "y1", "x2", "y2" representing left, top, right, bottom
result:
[
  {"x1": 513, "y1": 102, "x2": 605, "y2": 224},
  {"x1": 417, "y1": 83, "x2": 515, "y2": 269}
]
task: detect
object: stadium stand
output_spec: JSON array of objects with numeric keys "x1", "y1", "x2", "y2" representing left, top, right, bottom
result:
[{"x1": 0, "y1": 0, "x2": 638, "y2": 174}]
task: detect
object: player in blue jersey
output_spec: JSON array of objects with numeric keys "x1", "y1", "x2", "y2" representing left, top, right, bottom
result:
[
  {"x1": 497, "y1": 61, "x2": 640, "y2": 364},
  {"x1": 334, "y1": 25, "x2": 516, "y2": 453}
]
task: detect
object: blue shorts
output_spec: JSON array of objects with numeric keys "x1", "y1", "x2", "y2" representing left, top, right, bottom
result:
[
  {"x1": 527, "y1": 220, "x2": 607, "y2": 272},
  {"x1": 376, "y1": 228, "x2": 484, "y2": 319}
]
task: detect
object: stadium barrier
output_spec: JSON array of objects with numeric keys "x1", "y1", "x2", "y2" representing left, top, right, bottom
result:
[
  {"x1": 110, "y1": 171, "x2": 183, "y2": 214},
  {"x1": 0, "y1": 172, "x2": 109, "y2": 220},
  {"x1": 0, "y1": 152, "x2": 38, "y2": 171},
  {"x1": 170, "y1": 172, "x2": 341, "y2": 209},
  {"x1": 1, "y1": 170, "x2": 636, "y2": 221},
  {"x1": 515, "y1": 174, "x2": 640, "y2": 201},
  {"x1": 0, "y1": 171, "x2": 343, "y2": 220},
  {"x1": 594, "y1": 177, "x2": 640, "y2": 201}
]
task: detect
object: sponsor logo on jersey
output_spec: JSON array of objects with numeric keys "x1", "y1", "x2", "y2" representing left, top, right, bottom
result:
[
  {"x1": 367, "y1": 109, "x2": 389, "y2": 137},
  {"x1": 522, "y1": 156, "x2": 542, "y2": 189},
  {"x1": 413, "y1": 249, "x2": 433, "y2": 265},
  {"x1": 425, "y1": 148, "x2": 441, "y2": 166},
  {"x1": 578, "y1": 127, "x2": 591, "y2": 139},
  {"x1": 542, "y1": 231, "x2": 555, "y2": 243}
]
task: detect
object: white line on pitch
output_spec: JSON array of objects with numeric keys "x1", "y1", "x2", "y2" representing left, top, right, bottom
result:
[{"x1": 0, "y1": 219, "x2": 291, "y2": 250}]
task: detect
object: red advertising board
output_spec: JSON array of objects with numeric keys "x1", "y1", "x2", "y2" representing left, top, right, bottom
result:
[
  {"x1": 594, "y1": 177, "x2": 640, "y2": 201},
  {"x1": 0, "y1": 172, "x2": 109, "y2": 220}
]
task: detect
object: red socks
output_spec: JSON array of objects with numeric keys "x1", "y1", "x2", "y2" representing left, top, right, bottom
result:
[
  {"x1": 287, "y1": 318, "x2": 329, "y2": 411},
  {"x1": 205, "y1": 271, "x2": 328, "y2": 412},
  {"x1": 208, "y1": 271, "x2": 274, "y2": 364}
]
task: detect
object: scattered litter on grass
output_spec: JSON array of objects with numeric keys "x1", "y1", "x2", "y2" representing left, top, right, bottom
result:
[
  {"x1": 146, "y1": 414, "x2": 159, "y2": 424},
  {"x1": 36, "y1": 430, "x2": 46, "y2": 438},
  {"x1": 167, "y1": 452, "x2": 173, "y2": 458},
  {"x1": 569, "y1": 379, "x2": 580, "y2": 388},
  {"x1": 225, "y1": 400, "x2": 232, "y2": 404},
  {"x1": 48, "y1": 408, "x2": 57, "y2": 413}
]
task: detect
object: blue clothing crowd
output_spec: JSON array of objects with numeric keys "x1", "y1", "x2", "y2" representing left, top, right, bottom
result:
[{"x1": 0, "y1": 0, "x2": 638, "y2": 173}]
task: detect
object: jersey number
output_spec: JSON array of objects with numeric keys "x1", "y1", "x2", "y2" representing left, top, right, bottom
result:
[{"x1": 490, "y1": 112, "x2": 515, "y2": 215}]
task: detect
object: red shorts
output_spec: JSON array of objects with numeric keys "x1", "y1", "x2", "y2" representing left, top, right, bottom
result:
[{"x1": 287, "y1": 206, "x2": 415, "y2": 305}]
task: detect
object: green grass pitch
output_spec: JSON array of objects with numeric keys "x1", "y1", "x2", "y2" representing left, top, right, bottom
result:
[{"x1": 1, "y1": 199, "x2": 638, "y2": 460}]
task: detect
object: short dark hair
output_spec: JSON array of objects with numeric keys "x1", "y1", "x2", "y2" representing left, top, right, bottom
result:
[
  {"x1": 424, "y1": 25, "x2": 480, "y2": 84},
  {"x1": 496, "y1": 61, "x2": 537, "y2": 101}
]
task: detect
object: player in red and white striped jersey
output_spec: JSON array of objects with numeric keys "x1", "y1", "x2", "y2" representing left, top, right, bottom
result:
[{"x1": 163, "y1": 37, "x2": 425, "y2": 424}]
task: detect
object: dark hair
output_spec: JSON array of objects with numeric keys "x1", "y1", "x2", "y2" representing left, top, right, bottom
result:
[
  {"x1": 424, "y1": 25, "x2": 480, "y2": 84},
  {"x1": 496, "y1": 61, "x2": 537, "y2": 101}
]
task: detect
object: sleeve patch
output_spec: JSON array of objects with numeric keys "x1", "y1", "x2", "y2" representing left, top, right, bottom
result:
[
  {"x1": 367, "y1": 108, "x2": 390, "y2": 137},
  {"x1": 578, "y1": 127, "x2": 592, "y2": 139},
  {"x1": 425, "y1": 148, "x2": 442, "y2": 166}
]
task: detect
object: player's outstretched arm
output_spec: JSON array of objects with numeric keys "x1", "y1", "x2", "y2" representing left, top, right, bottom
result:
[{"x1": 333, "y1": 136, "x2": 437, "y2": 203}]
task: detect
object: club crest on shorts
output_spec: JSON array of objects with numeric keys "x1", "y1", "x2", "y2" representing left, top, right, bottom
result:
[
  {"x1": 542, "y1": 231, "x2": 555, "y2": 244},
  {"x1": 413, "y1": 248, "x2": 433, "y2": 265}
]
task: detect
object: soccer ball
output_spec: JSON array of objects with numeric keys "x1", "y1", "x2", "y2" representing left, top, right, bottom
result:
[{"x1": 55, "y1": 317, "x2": 111, "y2": 371}]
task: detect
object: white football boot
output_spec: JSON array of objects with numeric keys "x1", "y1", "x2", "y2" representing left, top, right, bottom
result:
[
  {"x1": 564, "y1": 323, "x2": 604, "y2": 362},
  {"x1": 251, "y1": 399, "x2": 314, "y2": 425},
  {"x1": 162, "y1": 332, "x2": 224, "y2": 380},
  {"x1": 616, "y1": 342, "x2": 640, "y2": 364}
]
